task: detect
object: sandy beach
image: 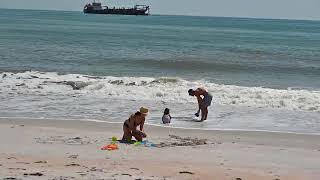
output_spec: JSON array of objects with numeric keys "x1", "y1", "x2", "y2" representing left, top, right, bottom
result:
[{"x1": 0, "y1": 118, "x2": 319, "y2": 180}]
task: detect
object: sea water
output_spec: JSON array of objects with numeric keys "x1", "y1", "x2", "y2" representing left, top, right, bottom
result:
[{"x1": 0, "y1": 9, "x2": 319, "y2": 134}]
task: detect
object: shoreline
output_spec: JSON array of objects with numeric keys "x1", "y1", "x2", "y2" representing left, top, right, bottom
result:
[{"x1": 1, "y1": 116, "x2": 320, "y2": 136}]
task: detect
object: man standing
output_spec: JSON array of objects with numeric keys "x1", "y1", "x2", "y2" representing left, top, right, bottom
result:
[{"x1": 188, "y1": 88, "x2": 213, "y2": 121}]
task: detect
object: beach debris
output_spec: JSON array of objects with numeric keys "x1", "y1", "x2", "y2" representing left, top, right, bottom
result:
[
  {"x1": 236, "y1": 178, "x2": 242, "y2": 180},
  {"x1": 130, "y1": 168, "x2": 140, "y2": 170},
  {"x1": 23, "y1": 172, "x2": 44, "y2": 176},
  {"x1": 65, "y1": 163, "x2": 81, "y2": 167},
  {"x1": 3, "y1": 178, "x2": 20, "y2": 180},
  {"x1": 179, "y1": 171, "x2": 194, "y2": 175},
  {"x1": 34, "y1": 160, "x2": 47, "y2": 164},
  {"x1": 2, "y1": 73, "x2": 7, "y2": 78},
  {"x1": 7, "y1": 157, "x2": 17, "y2": 160},
  {"x1": 68, "y1": 155, "x2": 78, "y2": 159},
  {"x1": 101, "y1": 144, "x2": 118, "y2": 151},
  {"x1": 121, "y1": 173, "x2": 132, "y2": 176}
]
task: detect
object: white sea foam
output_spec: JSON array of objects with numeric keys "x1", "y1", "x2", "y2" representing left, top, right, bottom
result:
[
  {"x1": 1, "y1": 71, "x2": 320, "y2": 134},
  {"x1": 1, "y1": 71, "x2": 319, "y2": 112}
]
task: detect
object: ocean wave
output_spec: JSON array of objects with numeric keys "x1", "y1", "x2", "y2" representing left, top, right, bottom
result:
[
  {"x1": 1, "y1": 71, "x2": 319, "y2": 112},
  {"x1": 126, "y1": 58, "x2": 320, "y2": 74}
]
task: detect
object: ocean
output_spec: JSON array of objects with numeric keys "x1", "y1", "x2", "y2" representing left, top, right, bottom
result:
[{"x1": 0, "y1": 9, "x2": 319, "y2": 134}]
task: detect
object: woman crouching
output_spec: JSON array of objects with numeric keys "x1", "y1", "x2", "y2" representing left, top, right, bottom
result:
[{"x1": 122, "y1": 107, "x2": 148, "y2": 142}]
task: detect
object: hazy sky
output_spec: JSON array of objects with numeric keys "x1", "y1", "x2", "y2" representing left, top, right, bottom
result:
[{"x1": 1, "y1": 0, "x2": 320, "y2": 20}]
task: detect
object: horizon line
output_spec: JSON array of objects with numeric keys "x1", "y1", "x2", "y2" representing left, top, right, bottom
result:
[{"x1": 0, "y1": 7, "x2": 319, "y2": 22}]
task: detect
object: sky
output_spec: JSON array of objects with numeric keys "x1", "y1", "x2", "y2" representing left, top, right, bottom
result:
[{"x1": 0, "y1": 0, "x2": 320, "y2": 20}]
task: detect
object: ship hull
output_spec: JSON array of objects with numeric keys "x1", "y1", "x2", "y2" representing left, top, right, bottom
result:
[{"x1": 83, "y1": 9, "x2": 149, "y2": 16}]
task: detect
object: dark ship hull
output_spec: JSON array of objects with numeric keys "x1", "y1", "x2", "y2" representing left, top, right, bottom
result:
[
  {"x1": 84, "y1": 8, "x2": 149, "y2": 16},
  {"x1": 84, "y1": 2, "x2": 150, "y2": 16}
]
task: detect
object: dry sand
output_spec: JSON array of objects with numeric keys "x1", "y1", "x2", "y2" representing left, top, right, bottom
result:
[{"x1": 0, "y1": 118, "x2": 320, "y2": 180}]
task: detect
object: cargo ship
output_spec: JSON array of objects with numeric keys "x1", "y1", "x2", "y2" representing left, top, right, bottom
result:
[{"x1": 83, "y1": 1, "x2": 150, "y2": 16}]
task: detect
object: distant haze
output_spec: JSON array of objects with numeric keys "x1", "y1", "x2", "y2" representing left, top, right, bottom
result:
[{"x1": 0, "y1": 0, "x2": 320, "y2": 20}]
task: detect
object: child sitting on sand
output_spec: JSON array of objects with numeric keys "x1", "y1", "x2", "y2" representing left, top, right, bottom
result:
[{"x1": 162, "y1": 108, "x2": 171, "y2": 124}]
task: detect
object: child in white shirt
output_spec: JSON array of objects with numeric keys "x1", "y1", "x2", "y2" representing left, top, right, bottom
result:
[{"x1": 162, "y1": 108, "x2": 171, "y2": 124}]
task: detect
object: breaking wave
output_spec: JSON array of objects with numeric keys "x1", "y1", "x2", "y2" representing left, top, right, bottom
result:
[{"x1": 1, "y1": 71, "x2": 319, "y2": 112}]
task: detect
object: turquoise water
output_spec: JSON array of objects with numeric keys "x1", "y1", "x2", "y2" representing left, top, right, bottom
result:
[
  {"x1": 1, "y1": 8, "x2": 320, "y2": 89},
  {"x1": 0, "y1": 9, "x2": 320, "y2": 134}
]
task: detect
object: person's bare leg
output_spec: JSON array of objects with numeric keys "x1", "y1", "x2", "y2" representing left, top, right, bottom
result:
[
  {"x1": 200, "y1": 107, "x2": 208, "y2": 121},
  {"x1": 200, "y1": 108, "x2": 205, "y2": 121},
  {"x1": 204, "y1": 107, "x2": 208, "y2": 120},
  {"x1": 122, "y1": 126, "x2": 132, "y2": 142}
]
